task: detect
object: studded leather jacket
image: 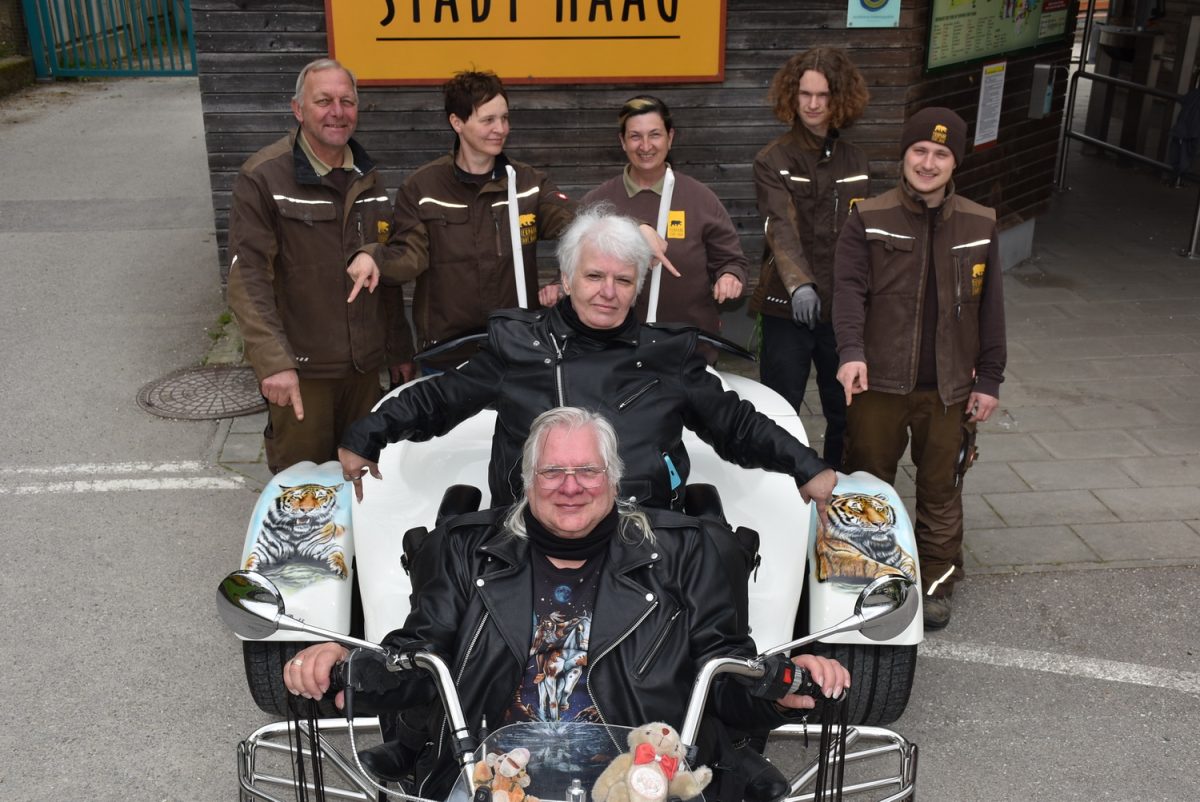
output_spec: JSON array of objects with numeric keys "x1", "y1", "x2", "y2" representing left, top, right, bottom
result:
[
  {"x1": 364, "y1": 506, "x2": 795, "y2": 797},
  {"x1": 340, "y1": 299, "x2": 830, "y2": 509}
]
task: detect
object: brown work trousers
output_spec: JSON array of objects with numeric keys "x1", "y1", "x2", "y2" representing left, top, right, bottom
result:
[
  {"x1": 264, "y1": 372, "x2": 382, "y2": 474},
  {"x1": 843, "y1": 389, "x2": 972, "y2": 599}
]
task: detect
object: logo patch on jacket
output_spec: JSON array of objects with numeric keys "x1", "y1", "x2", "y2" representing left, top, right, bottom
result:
[
  {"x1": 971, "y1": 263, "x2": 986, "y2": 296},
  {"x1": 376, "y1": 220, "x2": 390, "y2": 243},
  {"x1": 667, "y1": 210, "x2": 686, "y2": 239},
  {"x1": 520, "y1": 213, "x2": 537, "y2": 245}
]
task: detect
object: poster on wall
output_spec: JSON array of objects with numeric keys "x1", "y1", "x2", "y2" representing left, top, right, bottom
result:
[
  {"x1": 927, "y1": 0, "x2": 1070, "y2": 71},
  {"x1": 326, "y1": 0, "x2": 727, "y2": 85},
  {"x1": 847, "y1": 0, "x2": 901, "y2": 28},
  {"x1": 974, "y1": 61, "x2": 1006, "y2": 149}
]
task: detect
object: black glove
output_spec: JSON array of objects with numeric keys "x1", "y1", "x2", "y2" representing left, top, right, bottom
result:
[
  {"x1": 790, "y1": 285, "x2": 820, "y2": 329},
  {"x1": 739, "y1": 653, "x2": 822, "y2": 700}
]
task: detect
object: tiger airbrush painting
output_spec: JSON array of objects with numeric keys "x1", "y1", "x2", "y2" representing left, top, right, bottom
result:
[
  {"x1": 815, "y1": 492, "x2": 917, "y2": 585},
  {"x1": 244, "y1": 482, "x2": 349, "y2": 585}
]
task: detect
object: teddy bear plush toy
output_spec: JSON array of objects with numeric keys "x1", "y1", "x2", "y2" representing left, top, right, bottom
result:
[
  {"x1": 473, "y1": 746, "x2": 540, "y2": 802},
  {"x1": 592, "y1": 722, "x2": 712, "y2": 802}
]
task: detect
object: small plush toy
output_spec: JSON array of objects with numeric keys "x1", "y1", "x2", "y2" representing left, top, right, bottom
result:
[
  {"x1": 473, "y1": 747, "x2": 540, "y2": 802},
  {"x1": 592, "y1": 722, "x2": 712, "y2": 802}
]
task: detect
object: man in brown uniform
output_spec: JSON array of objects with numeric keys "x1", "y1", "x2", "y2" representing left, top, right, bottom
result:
[
  {"x1": 226, "y1": 58, "x2": 412, "y2": 474},
  {"x1": 833, "y1": 107, "x2": 1006, "y2": 629}
]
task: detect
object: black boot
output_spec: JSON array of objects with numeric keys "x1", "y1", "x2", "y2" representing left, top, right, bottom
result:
[
  {"x1": 358, "y1": 738, "x2": 417, "y2": 783},
  {"x1": 734, "y1": 742, "x2": 789, "y2": 802}
]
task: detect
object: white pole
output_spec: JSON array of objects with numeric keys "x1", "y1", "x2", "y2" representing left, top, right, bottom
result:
[
  {"x1": 505, "y1": 164, "x2": 528, "y2": 309},
  {"x1": 646, "y1": 166, "x2": 675, "y2": 324}
]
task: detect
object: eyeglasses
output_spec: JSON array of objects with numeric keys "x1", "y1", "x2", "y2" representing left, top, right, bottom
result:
[{"x1": 535, "y1": 465, "x2": 608, "y2": 489}]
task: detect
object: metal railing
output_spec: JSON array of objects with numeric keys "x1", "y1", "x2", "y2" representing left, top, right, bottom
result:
[
  {"x1": 1055, "y1": 3, "x2": 1200, "y2": 258},
  {"x1": 20, "y1": 0, "x2": 197, "y2": 78}
]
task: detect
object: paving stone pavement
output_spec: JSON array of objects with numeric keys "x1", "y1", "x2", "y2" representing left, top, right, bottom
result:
[{"x1": 215, "y1": 151, "x2": 1200, "y2": 578}]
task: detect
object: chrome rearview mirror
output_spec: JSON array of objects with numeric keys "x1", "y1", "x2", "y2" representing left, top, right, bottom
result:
[
  {"x1": 856, "y1": 574, "x2": 918, "y2": 642},
  {"x1": 216, "y1": 570, "x2": 384, "y2": 653},
  {"x1": 216, "y1": 570, "x2": 288, "y2": 640},
  {"x1": 760, "y1": 574, "x2": 917, "y2": 658}
]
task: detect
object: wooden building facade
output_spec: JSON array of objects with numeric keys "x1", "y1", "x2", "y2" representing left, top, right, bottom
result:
[{"x1": 195, "y1": 1, "x2": 1075, "y2": 285}]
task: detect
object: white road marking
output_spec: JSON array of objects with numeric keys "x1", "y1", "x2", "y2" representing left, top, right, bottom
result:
[
  {"x1": 0, "y1": 461, "x2": 210, "y2": 476},
  {"x1": 920, "y1": 639, "x2": 1200, "y2": 696},
  {"x1": 0, "y1": 476, "x2": 246, "y2": 494}
]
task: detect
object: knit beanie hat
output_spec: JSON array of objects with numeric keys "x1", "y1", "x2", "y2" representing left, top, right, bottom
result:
[{"x1": 900, "y1": 107, "x2": 967, "y2": 165}]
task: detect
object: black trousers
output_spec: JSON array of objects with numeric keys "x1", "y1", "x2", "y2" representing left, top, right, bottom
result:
[{"x1": 759, "y1": 314, "x2": 846, "y2": 467}]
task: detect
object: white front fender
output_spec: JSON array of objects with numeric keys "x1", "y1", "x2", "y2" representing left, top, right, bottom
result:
[
  {"x1": 237, "y1": 461, "x2": 357, "y2": 641},
  {"x1": 807, "y1": 471, "x2": 924, "y2": 645}
]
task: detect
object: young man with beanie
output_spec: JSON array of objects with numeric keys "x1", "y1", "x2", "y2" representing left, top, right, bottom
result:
[{"x1": 833, "y1": 106, "x2": 1006, "y2": 629}]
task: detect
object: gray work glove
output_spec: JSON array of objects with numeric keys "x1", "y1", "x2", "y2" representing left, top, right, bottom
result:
[{"x1": 790, "y1": 284, "x2": 820, "y2": 329}]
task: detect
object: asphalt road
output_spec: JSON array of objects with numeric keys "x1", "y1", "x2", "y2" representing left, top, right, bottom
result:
[{"x1": 2, "y1": 78, "x2": 1197, "y2": 802}]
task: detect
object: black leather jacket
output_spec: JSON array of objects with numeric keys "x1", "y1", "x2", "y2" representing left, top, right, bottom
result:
[
  {"x1": 366, "y1": 506, "x2": 794, "y2": 797},
  {"x1": 341, "y1": 299, "x2": 829, "y2": 508}
]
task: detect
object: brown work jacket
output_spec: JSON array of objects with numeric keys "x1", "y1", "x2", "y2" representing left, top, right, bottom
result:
[
  {"x1": 750, "y1": 126, "x2": 870, "y2": 323},
  {"x1": 227, "y1": 130, "x2": 402, "y2": 381},
  {"x1": 833, "y1": 180, "x2": 1006, "y2": 405}
]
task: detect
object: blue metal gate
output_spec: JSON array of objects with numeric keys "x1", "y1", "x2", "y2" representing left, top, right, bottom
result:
[{"x1": 20, "y1": 0, "x2": 196, "y2": 79}]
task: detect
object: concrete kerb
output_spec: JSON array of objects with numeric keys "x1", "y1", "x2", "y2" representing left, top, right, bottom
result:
[{"x1": 203, "y1": 314, "x2": 273, "y2": 490}]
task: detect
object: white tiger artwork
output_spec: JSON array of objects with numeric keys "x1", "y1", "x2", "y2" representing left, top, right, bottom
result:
[{"x1": 244, "y1": 482, "x2": 348, "y2": 585}]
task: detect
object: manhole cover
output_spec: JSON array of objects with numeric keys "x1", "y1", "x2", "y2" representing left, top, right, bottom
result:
[{"x1": 137, "y1": 366, "x2": 266, "y2": 420}]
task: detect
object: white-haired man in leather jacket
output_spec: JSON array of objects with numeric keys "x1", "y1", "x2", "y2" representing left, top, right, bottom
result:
[{"x1": 288, "y1": 407, "x2": 849, "y2": 800}]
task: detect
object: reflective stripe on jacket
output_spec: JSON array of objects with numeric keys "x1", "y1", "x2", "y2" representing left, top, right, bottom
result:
[
  {"x1": 364, "y1": 152, "x2": 576, "y2": 353},
  {"x1": 750, "y1": 127, "x2": 870, "y2": 322},
  {"x1": 226, "y1": 130, "x2": 398, "y2": 380},
  {"x1": 833, "y1": 181, "x2": 1007, "y2": 404}
]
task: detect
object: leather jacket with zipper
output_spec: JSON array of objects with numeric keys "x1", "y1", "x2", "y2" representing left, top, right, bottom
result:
[
  {"x1": 340, "y1": 299, "x2": 830, "y2": 508},
  {"x1": 361, "y1": 506, "x2": 796, "y2": 798}
]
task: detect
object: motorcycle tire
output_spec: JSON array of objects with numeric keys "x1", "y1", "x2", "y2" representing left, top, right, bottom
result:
[
  {"x1": 243, "y1": 640, "x2": 340, "y2": 718},
  {"x1": 809, "y1": 642, "x2": 916, "y2": 726}
]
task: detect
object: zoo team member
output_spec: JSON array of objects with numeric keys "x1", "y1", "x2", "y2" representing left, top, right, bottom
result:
[
  {"x1": 750, "y1": 48, "x2": 871, "y2": 468},
  {"x1": 340, "y1": 207, "x2": 835, "y2": 517},
  {"x1": 351, "y1": 70, "x2": 576, "y2": 372},
  {"x1": 564, "y1": 95, "x2": 748, "y2": 364},
  {"x1": 834, "y1": 107, "x2": 1006, "y2": 630},
  {"x1": 226, "y1": 58, "x2": 413, "y2": 474},
  {"x1": 290, "y1": 407, "x2": 850, "y2": 799}
]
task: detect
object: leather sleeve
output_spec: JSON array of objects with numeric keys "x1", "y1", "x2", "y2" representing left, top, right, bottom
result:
[
  {"x1": 666, "y1": 519, "x2": 800, "y2": 730},
  {"x1": 754, "y1": 146, "x2": 814, "y2": 294},
  {"x1": 678, "y1": 351, "x2": 830, "y2": 484},
  {"x1": 339, "y1": 340, "x2": 507, "y2": 462}
]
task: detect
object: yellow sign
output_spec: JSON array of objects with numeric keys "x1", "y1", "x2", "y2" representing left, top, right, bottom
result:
[
  {"x1": 667, "y1": 210, "x2": 685, "y2": 239},
  {"x1": 326, "y1": 0, "x2": 726, "y2": 85},
  {"x1": 971, "y1": 263, "x2": 986, "y2": 296}
]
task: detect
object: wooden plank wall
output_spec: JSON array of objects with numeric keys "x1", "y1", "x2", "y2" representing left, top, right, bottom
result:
[{"x1": 195, "y1": 0, "x2": 1073, "y2": 284}]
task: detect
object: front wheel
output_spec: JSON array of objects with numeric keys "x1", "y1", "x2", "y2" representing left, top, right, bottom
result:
[
  {"x1": 243, "y1": 640, "x2": 340, "y2": 718},
  {"x1": 809, "y1": 642, "x2": 916, "y2": 726}
]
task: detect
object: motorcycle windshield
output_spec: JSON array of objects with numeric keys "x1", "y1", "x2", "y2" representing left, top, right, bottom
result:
[{"x1": 447, "y1": 722, "x2": 705, "y2": 802}]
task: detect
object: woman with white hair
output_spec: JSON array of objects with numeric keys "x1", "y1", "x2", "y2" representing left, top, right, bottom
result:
[{"x1": 340, "y1": 206, "x2": 835, "y2": 514}]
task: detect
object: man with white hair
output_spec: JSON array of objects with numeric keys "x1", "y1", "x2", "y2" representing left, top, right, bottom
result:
[{"x1": 290, "y1": 407, "x2": 849, "y2": 799}]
